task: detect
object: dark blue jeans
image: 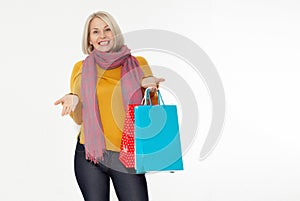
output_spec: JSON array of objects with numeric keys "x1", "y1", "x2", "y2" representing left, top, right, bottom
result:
[{"x1": 74, "y1": 140, "x2": 149, "y2": 201}]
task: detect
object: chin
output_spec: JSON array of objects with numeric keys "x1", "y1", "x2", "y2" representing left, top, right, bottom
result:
[{"x1": 97, "y1": 46, "x2": 113, "y2": 52}]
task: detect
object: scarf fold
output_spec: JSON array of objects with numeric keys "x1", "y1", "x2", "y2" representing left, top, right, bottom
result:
[{"x1": 81, "y1": 45, "x2": 144, "y2": 163}]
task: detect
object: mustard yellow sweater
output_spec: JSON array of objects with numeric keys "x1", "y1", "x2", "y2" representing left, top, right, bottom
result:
[{"x1": 70, "y1": 56, "x2": 153, "y2": 151}]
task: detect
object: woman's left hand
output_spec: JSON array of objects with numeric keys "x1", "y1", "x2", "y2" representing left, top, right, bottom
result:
[{"x1": 141, "y1": 76, "x2": 165, "y2": 91}]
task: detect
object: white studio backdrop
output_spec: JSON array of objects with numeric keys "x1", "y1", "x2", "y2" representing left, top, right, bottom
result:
[{"x1": 0, "y1": 0, "x2": 300, "y2": 200}]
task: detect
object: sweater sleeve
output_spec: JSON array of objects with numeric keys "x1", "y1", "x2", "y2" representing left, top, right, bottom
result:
[
  {"x1": 69, "y1": 61, "x2": 83, "y2": 125},
  {"x1": 136, "y1": 56, "x2": 153, "y2": 78},
  {"x1": 135, "y1": 56, "x2": 159, "y2": 104}
]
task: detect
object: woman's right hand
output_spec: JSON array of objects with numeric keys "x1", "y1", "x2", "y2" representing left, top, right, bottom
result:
[{"x1": 54, "y1": 94, "x2": 79, "y2": 116}]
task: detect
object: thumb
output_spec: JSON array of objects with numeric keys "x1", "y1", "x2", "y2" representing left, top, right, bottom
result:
[
  {"x1": 54, "y1": 98, "x2": 64, "y2": 105},
  {"x1": 155, "y1": 77, "x2": 165, "y2": 83}
]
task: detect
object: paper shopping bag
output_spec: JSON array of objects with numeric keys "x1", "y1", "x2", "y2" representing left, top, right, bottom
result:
[
  {"x1": 134, "y1": 89, "x2": 184, "y2": 173},
  {"x1": 119, "y1": 104, "x2": 139, "y2": 168},
  {"x1": 119, "y1": 88, "x2": 159, "y2": 168}
]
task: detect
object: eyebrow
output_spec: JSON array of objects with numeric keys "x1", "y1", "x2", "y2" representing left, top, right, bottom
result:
[{"x1": 91, "y1": 25, "x2": 109, "y2": 30}]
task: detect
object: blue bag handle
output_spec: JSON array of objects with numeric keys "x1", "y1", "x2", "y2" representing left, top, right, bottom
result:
[
  {"x1": 143, "y1": 87, "x2": 165, "y2": 106},
  {"x1": 141, "y1": 87, "x2": 152, "y2": 105},
  {"x1": 157, "y1": 89, "x2": 165, "y2": 105}
]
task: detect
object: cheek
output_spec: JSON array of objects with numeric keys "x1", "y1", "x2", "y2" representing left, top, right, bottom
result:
[
  {"x1": 89, "y1": 35, "x2": 97, "y2": 43},
  {"x1": 108, "y1": 32, "x2": 114, "y2": 40},
  {"x1": 110, "y1": 36, "x2": 115, "y2": 46}
]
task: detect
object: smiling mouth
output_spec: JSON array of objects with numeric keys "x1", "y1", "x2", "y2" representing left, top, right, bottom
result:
[{"x1": 98, "y1": 41, "x2": 109, "y2": 46}]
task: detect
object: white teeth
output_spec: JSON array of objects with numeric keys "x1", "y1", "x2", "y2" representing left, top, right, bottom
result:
[{"x1": 99, "y1": 41, "x2": 109, "y2": 46}]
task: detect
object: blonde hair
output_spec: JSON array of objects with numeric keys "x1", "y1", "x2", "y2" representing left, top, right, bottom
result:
[{"x1": 82, "y1": 11, "x2": 125, "y2": 54}]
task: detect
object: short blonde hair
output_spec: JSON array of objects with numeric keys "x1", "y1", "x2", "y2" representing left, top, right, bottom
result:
[{"x1": 82, "y1": 11, "x2": 125, "y2": 54}]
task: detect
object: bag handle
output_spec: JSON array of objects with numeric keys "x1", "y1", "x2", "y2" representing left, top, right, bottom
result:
[
  {"x1": 142, "y1": 87, "x2": 165, "y2": 106},
  {"x1": 157, "y1": 89, "x2": 165, "y2": 105},
  {"x1": 141, "y1": 87, "x2": 152, "y2": 105}
]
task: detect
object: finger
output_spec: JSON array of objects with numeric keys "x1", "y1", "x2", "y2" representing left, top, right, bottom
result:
[
  {"x1": 150, "y1": 88, "x2": 157, "y2": 92},
  {"x1": 72, "y1": 95, "x2": 79, "y2": 106},
  {"x1": 145, "y1": 85, "x2": 156, "y2": 90},
  {"x1": 65, "y1": 106, "x2": 72, "y2": 115},
  {"x1": 61, "y1": 105, "x2": 68, "y2": 116},
  {"x1": 148, "y1": 86, "x2": 157, "y2": 92},
  {"x1": 54, "y1": 98, "x2": 63, "y2": 105},
  {"x1": 155, "y1": 78, "x2": 165, "y2": 83},
  {"x1": 71, "y1": 105, "x2": 76, "y2": 112},
  {"x1": 152, "y1": 86, "x2": 158, "y2": 91},
  {"x1": 63, "y1": 106, "x2": 71, "y2": 116}
]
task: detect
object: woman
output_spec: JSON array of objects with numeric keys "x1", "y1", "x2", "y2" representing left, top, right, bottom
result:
[{"x1": 54, "y1": 11, "x2": 164, "y2": 201}]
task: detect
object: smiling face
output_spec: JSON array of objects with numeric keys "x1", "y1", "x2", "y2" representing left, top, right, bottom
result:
[{"x1": 89, "y1": 17, "x2": 114, "y2": 52}]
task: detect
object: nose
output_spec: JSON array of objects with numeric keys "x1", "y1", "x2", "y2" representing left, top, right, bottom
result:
[{"x1": 99, "y1": 30, "x2": 106, "y2": 39}]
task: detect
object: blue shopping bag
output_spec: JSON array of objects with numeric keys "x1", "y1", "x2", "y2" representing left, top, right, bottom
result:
[{"x1": 134, "y1": 89, "x2": 184, "y2": 173}]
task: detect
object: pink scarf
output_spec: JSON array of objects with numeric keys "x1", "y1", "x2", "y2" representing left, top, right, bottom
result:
[{"x1": 81, "y1": 45, "x2": 144, "y2": 163}]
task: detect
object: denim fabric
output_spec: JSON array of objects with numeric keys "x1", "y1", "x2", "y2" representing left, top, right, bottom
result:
[{"x1": 74, "y1": 140, "x2": 149, "y2": 201}]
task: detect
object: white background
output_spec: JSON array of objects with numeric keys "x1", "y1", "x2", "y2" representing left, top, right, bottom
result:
[{"x1": 0, "y1": 0, "x2": 300, "y2": 200}]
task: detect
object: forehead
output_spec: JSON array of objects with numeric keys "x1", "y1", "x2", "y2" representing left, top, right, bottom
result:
[{"x1": 90, "y1": 17, "x2": 108, "y2": 29}]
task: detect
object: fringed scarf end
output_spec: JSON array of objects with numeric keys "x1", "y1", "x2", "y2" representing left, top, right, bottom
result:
[{"x1": 85, "y1": 151, "x2": 105, "y2": 164}]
